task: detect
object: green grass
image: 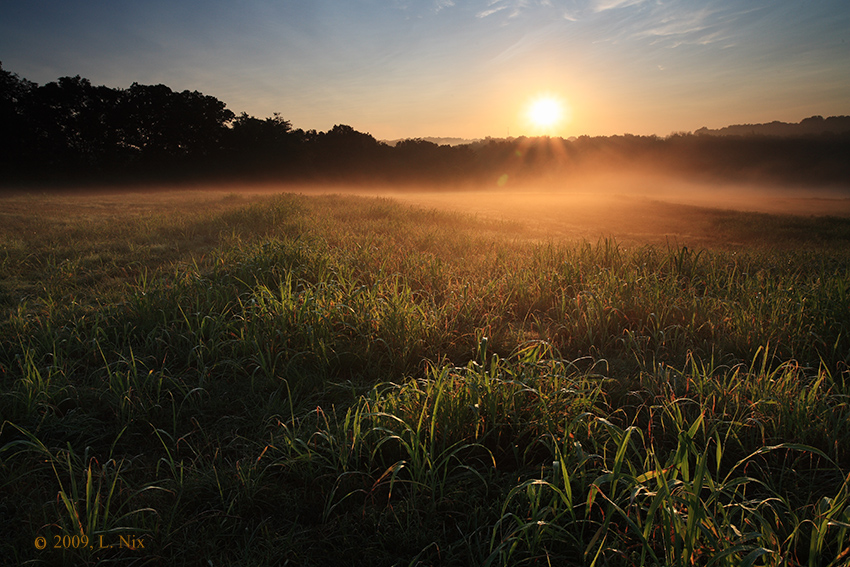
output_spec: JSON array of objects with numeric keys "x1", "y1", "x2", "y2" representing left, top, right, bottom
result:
[{"x1": 2, "y1": 190, "x2": 850, "y2": 566}]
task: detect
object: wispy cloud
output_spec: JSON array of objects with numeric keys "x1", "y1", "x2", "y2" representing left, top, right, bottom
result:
[
  {"x1": 477, "y1": 5, "x2": 508, "y2": 18},
  {"x1": 473, "y1": 0, "x2": 749, "y2": 50},
  {"x1": 630, "y1": 4, "x2": 749, "y2": 48},
  {"x1": 592, "y1": 0, "x2": 647, "y2": 13},
  {"x1": 580, "y1": 1, "x2": 755, "y2": 49},
  {"x1": 472, "y1": 0, "x2": 647, "y2": 23},
  {"x1": 476, "y1": 0, "x2": 556, "y2": 19}
]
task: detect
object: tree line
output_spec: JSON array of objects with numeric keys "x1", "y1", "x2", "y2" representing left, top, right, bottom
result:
[{"x1": 2, "y1": 63, "x2": 849, "y2": 189}]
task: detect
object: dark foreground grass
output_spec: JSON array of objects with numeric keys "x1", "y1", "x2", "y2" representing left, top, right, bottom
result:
[{"x1": 2, "y1": 191, "x2": 850, "y2": 566}]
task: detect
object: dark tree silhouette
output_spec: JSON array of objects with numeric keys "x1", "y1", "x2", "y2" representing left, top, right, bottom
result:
[
  {"x1": 0, "y1": 62, "x2": 37, "y2": 178},
  {"x1": 119, "y1": 83, "x2": 234, "y2": 172},
  {"x1": 313, "y1": 124, "x2": 390, "y2": 180},
  {"x1": 25, "y1": 76, "x2": 124, "y2": 174},
  {"x1": 392, "y1": 138, "x2": 477, "y2": 181},
  {"x1": 224, "y1": 112, "x2": 299, "y2": 177}
]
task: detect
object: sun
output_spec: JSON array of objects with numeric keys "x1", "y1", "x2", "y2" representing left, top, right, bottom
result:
[
  {"x1": 529, "y1": 98, "x2": 562, "y2": 127},
  {"x1": 525, "y1": 94, "x2": 570, "y2": 134}
]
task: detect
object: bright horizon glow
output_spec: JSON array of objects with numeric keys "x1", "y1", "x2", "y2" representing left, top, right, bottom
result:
[{"x1": 0, "y1": 1, "x2": 848, "y2": 140}]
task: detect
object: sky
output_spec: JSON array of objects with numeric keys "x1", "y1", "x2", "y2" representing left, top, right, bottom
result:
[{"x1": 1, "y1": 0, "x2": 849, "y2": 140}]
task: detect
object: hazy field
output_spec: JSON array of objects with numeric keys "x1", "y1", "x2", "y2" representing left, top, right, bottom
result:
[
  {"x1": 4, "y1": 176, "x2": 850, "y2": 247},
  {"x1": 2, "y1": 183, "x2": 849, "y2": 566},
  {"x1": 340, "y1": 178, "x2": 850, "y2": 247}
]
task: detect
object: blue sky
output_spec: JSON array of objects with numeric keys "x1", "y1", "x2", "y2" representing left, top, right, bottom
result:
[{"x1": 1, "y1": 0, "x2": 848, "y2": 139}]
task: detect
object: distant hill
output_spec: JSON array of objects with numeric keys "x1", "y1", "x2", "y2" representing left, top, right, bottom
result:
[
  {"x1": 695, "y1": 115, "x2": 850, "y2": 137},
  {"x1": 383, "y1": 117, "x2": 850, "y2": 146},
  {"x1": 383, "y1": 136, "x2": 480, "y2": 147}
]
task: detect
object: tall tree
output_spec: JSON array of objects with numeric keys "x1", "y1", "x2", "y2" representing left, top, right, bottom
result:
[
  {"x1": 225, "y1": 112, "x2": 297, "y2": 175},
  {"x1": 26, "y1": 75, "x2": 123, "y2": 171},
  {"x1": 0, "y1": 62, "x2": 37, "y2": 175},
  {"x1": 119, "y1": 83, "x2": 234, "y2": 168}
]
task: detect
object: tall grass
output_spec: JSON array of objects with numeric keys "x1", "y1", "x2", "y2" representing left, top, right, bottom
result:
[{"x1": 1, "y1": 191, "x2": 849, "y2": 565}]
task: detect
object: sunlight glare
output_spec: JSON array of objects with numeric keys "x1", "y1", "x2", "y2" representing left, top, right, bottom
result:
[{"x1": 525, "y1": 94, "x2": 570, "y2": 134}]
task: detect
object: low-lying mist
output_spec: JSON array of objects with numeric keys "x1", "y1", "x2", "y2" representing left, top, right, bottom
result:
[
  {"x1": 264, "y1": 171, "x2": 850, "y2": 248},
  {"x1": 5, "y1": 167, "x2": 849, "y2": 249}
]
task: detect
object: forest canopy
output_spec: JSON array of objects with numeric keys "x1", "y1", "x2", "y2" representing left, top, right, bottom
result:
[{"x1": 2, "y1": 63, "x2": 849, "y2": 189}]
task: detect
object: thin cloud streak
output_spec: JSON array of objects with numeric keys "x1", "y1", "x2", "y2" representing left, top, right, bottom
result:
[
  {"x1": 574, "y1": 1, "x2": 764, "y2": 50},
  {"x1": 592, "y1": 0, "x2": 646, "y2": 13},
  {"x1": 629, "y1": 5, "x2": 759, "y2": 48},
  {"x1": 477, "y1": 5, "x2": 509, "y2": 18},
  {"x1": 477, "y1": 0, "x2": 561, "y2": 19}
]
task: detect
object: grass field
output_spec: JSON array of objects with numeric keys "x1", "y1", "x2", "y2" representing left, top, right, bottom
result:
[{"x1": 2, "y1": 186, "x2": 850, "y2": 566}]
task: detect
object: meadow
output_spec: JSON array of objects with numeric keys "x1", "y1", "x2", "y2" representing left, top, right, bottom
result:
[{"x1": 1, "y1": 186, "x2": 850, "y2": 566}]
